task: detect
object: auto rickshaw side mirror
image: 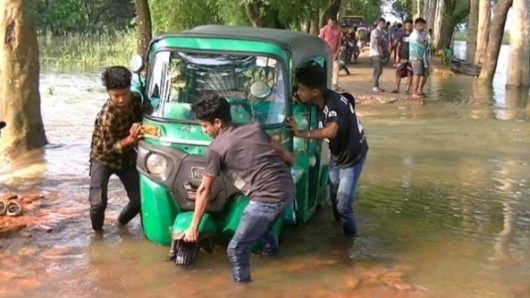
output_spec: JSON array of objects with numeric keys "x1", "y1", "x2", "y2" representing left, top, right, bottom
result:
[{"x1": 130, "y1": 54, "x2": 145, "y2": 73}]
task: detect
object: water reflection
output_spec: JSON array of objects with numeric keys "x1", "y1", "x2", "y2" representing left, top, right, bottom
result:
[
  {"x1": 497, "y1": 88, "x2": 529, "y2": 121},
  {"x1": 469, "y1": 81, "x2": 495, "y2": 120}
]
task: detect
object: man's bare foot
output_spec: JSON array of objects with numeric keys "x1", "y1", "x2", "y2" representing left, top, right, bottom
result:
[
  {"x1": 391, "y1": 89, "x2": 399, "y2": 94},
  {"x1": 93, "y1": 229, "x2": 104, "y2": 239},
  {"x1": 411, "y1": 93, "x2": 423, "y2": 100}
]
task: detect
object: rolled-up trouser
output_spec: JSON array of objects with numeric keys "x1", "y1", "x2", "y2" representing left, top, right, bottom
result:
[
  {"x1": 227, "y1": 198, "x2": 291, "y2": 283},
  {"x1": 370, "y1": 56, "x2": 384, "y2": 88},
  {"x1": 88, "y1": 159, "x2": 141, "y2": 231},
  {"x1": 328, "y1": 158, "x2": 366, "y2": 236}
]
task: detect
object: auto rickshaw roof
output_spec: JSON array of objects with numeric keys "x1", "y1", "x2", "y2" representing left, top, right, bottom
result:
[{"x1": 157, "y1": 25, "x2": 331, "y2": 67}]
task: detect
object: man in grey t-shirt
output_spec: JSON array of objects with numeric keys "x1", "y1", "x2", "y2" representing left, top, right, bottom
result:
[
  {"x1": 178, "y1": 93, "x2": 295, "y2": 283},
  {"x1": 369, "y1": 18, "x2": 387, "y2": 92}
]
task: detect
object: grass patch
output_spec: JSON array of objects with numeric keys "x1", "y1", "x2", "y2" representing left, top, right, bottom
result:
[{"x1": 38, "y1": 30, "x2": 137, "y2": 71}]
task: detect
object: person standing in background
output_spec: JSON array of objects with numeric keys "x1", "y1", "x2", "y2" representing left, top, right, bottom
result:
[
  {"x1": 392, "y1": 19, "x2": 414, "y2": 94},
  {"x1": 369, "y1": 18, "x2": 387, "y2": 92},
  {"x1": 409, "y1": 18, "x2": 429, "y2": 99},
  {"x1": 320, "y1": 16, "x2": 343, "y2": 91}
]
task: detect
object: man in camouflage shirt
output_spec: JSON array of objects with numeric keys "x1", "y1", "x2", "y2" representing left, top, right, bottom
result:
[{"x1": 89, "y1": 66, "x2": 147, "y2": 235}]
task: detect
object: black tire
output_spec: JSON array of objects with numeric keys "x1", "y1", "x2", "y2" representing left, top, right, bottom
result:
[{"x1": 173, "y1": 240, "x2": 200, "y2": 266}]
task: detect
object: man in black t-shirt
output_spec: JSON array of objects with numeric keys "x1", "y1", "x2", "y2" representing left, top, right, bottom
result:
[
  {"x1": 287, "y1": 64, "x2": 368, "y2": 237},
  {"x1": 178, "y1": 93, "x2": 295, "y2": 283}
]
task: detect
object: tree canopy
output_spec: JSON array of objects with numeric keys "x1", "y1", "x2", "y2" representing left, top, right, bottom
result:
[{"x1": 36, "y1": 0, "x2": 383, "y2": 35}]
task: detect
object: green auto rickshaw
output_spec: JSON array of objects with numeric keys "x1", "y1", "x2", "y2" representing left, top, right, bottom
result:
[{"x1": 130, "y1": 25, "x2": 332, "y2": 265}]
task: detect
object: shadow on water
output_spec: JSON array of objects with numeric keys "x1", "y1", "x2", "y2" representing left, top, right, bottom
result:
[{"x1": 1, "y1": 62, "x2": 530, "y2": 297}]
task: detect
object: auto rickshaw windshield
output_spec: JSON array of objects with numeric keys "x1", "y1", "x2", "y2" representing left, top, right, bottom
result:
[{"x1": 146, "y1": 50, "x2": 287, "y2": 125}]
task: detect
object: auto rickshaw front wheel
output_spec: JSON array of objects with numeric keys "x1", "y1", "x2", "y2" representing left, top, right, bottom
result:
[{"x1": 168, "y1": 239, "x2": 200, "y2": 266}]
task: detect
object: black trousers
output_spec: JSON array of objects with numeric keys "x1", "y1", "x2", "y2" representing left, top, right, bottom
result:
[{"x1": 89, "y1": 159, "x2": 141, "y2": 231}]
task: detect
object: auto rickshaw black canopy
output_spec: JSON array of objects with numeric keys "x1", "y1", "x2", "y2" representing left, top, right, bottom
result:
[{"x1": 157, "y1": 25, "x2": 331, "y2": 68}]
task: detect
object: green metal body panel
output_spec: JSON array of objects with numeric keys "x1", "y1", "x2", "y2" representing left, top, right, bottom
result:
[
  {"x1": 140, "y1": 175, "x2": 178, "y2": 246},
  {"x1": 171, "y1": 212, "x2": 216, "y2": 234},
  {"x1": 135, "y1": 26, "x2": 331, "y2": 249},
  {"x1": 218, "y1": 194, "x2": 250, "y2": 243}
]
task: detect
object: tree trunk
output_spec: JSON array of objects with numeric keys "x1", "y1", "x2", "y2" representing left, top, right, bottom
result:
[
  {"x1": 245, "y1": 2, "x2": 264, "y2": 27},
  {"x1": 466, "y1": 0, "x2": 479, "y2": 64},
  {"x1": 438, "y1": 18, "x2": 455, "y2": 50},
  {"x1": 479, "y1": 0, "x2": 513, "y2": 83},
  {"x1": 474, "y1": 0, "x2": 490, "y2": 65},
  {"x1": 506, "y1": 0, "x2": 530, "y2": 88},
  {"x1": 0, "y1": 0, "x2": 47, "y2": 160},
  {"x1": 422, "y1": 0, "x2": 430, "y2": 20},
  {"x1": 433, "y1": 0, "x2": 445, "y2": 48},
  {"x1": 337, "y1": 0, "x2": 347, "y2": 20},
  {"x1": 413, "y1": 0, "x2": 423, "y2": 19},
  {"x1": 133, "y1": 0, "x2": 152, "y2": 59},
  {"x1": 427, "y1": 0, "x2": 437, "y2": 31},
  {"x1": 320, "y1": 0, "x2": 341, "y2": 27},
  {"x1": 310, "y1": 14, "x2": 320, "y2": 35}
]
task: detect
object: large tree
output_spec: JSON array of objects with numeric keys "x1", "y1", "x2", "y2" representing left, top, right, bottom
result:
[
  {"x1": 434, "y1": 0, "x2": 470, "y2": 50},
  {"x1": 134, "y1": 0, "x2": 152, "y2": 58},
  {"x1": 474, "y1": 0, "x2": 490, "y2": 65},
  {"x1": 466, "y1": 0, "x2": 479, "y2": 64},
  {"x1": 479, "y1": 0, "x2": 512, "y2": 83},
  {"x1": 432, "y1": 0, "x2": 446, "y2": 48},
  {"x1": 506, "y1": 0, "x2": 529, "y2": 88},
  {"x1": 0, "y1": 0, "x2": 47, "y2": 160},
  {"x1": 426, "y1": 0, "x2": 437, "y2": 31}
]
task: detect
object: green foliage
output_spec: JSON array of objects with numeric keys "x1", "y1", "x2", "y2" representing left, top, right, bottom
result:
[
  {"x1": 36, "y1": 0, "x2": 135, "y2": 34},
  {"x1": 389, "y1": 0, "x2": 413, "y2": 21},
  {"x1": 148, "y1": 0, "x2": 222, "y2": 33},
  {"x1": 39, "y1": 31, "x2": 137, "y2": 69},
  {"x1": 37, "y1": 0, "x2": 385, "y2": 68},
  {"x1": 37, "y1": 0, "x2": 384, "y2": 34},
  {"x1": 348, "y1": 0, "x2": 383, "y2": 24}
]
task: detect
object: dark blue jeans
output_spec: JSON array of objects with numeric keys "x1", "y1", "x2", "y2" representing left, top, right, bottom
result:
[
  {"x1": 329, "y1": 158, "x2": 366, "y2": 236},
  {"x1": 227, "y1": 199, "x2": 290, "y2": 283}
]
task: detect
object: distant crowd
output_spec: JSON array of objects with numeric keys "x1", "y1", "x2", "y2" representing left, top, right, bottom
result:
[{"x1": 319, "y1": 16, "x2": 434, "y2": 100}]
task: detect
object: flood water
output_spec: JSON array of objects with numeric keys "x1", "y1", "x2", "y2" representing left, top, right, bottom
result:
[{"x1": 1, "y1": 52, "x2": 530, "y2": 298}]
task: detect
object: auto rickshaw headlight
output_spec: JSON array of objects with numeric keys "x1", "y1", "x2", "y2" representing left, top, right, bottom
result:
[{"x1": 146, "y1": 153, "x2": 168, "y2": 176}]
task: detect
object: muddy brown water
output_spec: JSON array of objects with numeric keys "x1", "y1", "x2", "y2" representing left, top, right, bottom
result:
[{"x1": 1, "y1": 50, "x2": 530, "y2": 297}]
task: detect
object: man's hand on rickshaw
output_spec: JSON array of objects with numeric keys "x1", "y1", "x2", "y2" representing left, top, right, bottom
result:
[
  {"x1": 285, "y1": 117, "x2": 298, "y2": 135},
  {"x1": 176, "y1": 227, "x2": 199, "y2": 243},
  {"x1": 271, "y1": 137, "x2": 296, "y2": 166},
  {"x1": 128, "y1": 123, "x2": 143, "y2": 142}
]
